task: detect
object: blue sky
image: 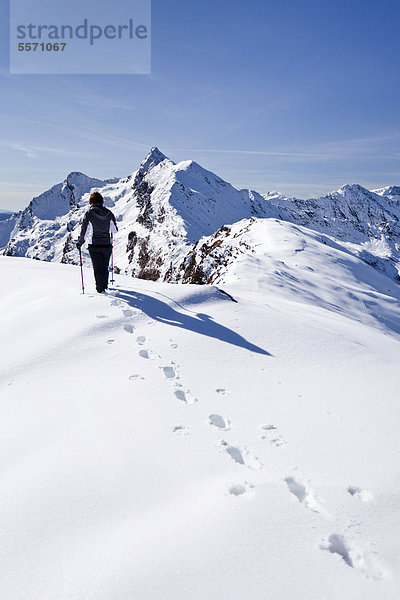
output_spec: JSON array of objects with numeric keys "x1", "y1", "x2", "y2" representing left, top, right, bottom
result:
[{"x1": 1, "y1": 0, "x2": 400, "y2": 210}]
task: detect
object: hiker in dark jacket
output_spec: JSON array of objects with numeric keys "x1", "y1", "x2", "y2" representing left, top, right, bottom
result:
[{"x1": 76, "y1": 191, "x2": 118, "y2": 293}]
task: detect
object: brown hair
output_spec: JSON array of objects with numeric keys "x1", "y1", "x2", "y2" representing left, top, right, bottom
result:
[{"x1": 89, "y1": 191, "x2": 104, "y2": 205}]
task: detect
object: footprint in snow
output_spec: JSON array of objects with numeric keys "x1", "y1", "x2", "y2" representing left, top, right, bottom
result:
[
  {"x1": 260, "y1": 424, "x2": 287, "y2": 447},
  {"x1": 124, "y1": 324, "x2": 135, "y2": 334},
  {"x1": 208, "y1": 414, "x2": 231, "y2": 430},
  {"x1": 96, "y1": 314, "x2": 108, "y2": 319},
  {"x1": 320, "y1": 534, "x2": 385, "y2": 579},
  {"x1": 261, "y1": 425, "x2": 287, "y2": 448},
  {"x1": 270, "y1": 437, "x2": 287, "y2": 448},
  {"x1": 160, "y1": 365, "x2": 178, "y2": 379},
  {"x1": 228, "y1": 481, "x2": 254, "y2": 497},
  {"x1": 347, "y1": 486, "x2": 373, "y2": 502},
  {"x1": 170, "y1": 342, "x2": 179, "y2": 349},
  {"x1": 260, "y1": 424, "x2": 277, "y2": 437},
  {"x1": 216, "y1": 388, "x2": 230, "y2": 396},
  {"x1": 262, "y1": 424, "x2": 276, "y2": 431},
  {"x1": 136, "y1": 336, "x2": 146, "y2": 345},
  {"x1": 173, "y1": 425, "x2": 190, "y2": 436},
  {"x1": 174, "y1": 389, "x2": 198, "y2": 404},
  {"x1": 284, "y1": 477, "x2": 321, "y2": 513},
  {"x1": 219, "y1": 440, "x2": 263, "y2": 470},
  {"x1": 123, "y1": 309, "x2": 134, "y2": 318},
  {"x1": 321, "y1": 534, "x2": 356, "y2": 568},
  {"x1": 129, "y1": 374, "x2": 145, "y2": 381},
  {"x1": 139, "y1": 349, "x2": 156, "y2": 360}
]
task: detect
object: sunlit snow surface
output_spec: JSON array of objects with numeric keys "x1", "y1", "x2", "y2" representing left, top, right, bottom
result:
[{"x1": 0, "y1": 249, "x2": 399, "y2": 600}]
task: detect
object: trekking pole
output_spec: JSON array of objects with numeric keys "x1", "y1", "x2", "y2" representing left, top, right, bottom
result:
[
  {"x1": 79, "y1": 248, "x2": 85, "y2": 294},
  {"x1": 110, "y1": 233, "x2": 115, "y2": 284}
]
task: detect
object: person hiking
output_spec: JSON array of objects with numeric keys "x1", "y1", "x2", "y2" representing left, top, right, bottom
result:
[{"x1": 76, "y1": 191, "x2": 118, "y2": 293}]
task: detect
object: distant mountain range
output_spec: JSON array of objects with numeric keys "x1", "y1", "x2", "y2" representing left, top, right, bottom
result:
[
  {"x1": 0, "y1": 209, "x2": 14, "y2": 223},
  {"x1": 1, "y1": 147, "x2": 399, "y2": 284}
]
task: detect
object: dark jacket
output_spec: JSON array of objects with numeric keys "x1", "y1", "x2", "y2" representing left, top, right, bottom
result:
[{"x1": 78, "y1": 205, "x2": 118, "y2": 246}]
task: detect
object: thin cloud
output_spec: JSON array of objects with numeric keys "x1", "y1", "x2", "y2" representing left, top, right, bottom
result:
[
  {"x1": 184, "y1": 148, "x2": 325, "y2": 158},
  {"x1": 69, "y1": 92, "x2": 137, "y2": 111},
  {"x1": 179, "y1": 133, "x2": 400, "y2": 162},
  {"x1": 0, "y1": 140, "x2": 95, "y2": 160},
  {"x1": 20, "y1": 108, "x2": 151, "y2": 154},
  {"x1": 8, "y1": 143, "x2": 39, "y2": 159}
]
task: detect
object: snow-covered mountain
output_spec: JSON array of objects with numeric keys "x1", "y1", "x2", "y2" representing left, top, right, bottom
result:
[
  {"x1": 1, "y1": 147, "x2": 400, "y2": 285},
  {"x1": 0, "y1": 209, "x2": 14, "y2": 222},
  {"x1": 266, "y1": 184, "x2": 400, "y2": 281},
  {"x1": 1, "y1": 172, "x2": 111, "y2": 262},
  {"x1": 110, "y1": 148, "x2": 282, "y2": 281},
  {"x1": 0, "y1": 148, "x2": 281, "y2": 279}
]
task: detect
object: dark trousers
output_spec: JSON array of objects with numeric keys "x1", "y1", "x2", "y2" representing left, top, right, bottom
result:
[{"x1": 88, "y1": 245, "x2": 112, "y2": 292}]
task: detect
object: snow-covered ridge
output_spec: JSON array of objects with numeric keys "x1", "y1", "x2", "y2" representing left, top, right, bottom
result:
[
  {"x1": 373, "y1": 185, "x2": 400, "y2": 199},
  {"x1": 265, "y1": 183, "x2": 400, "y2": 281},
  {"x1": 173, "y1": 217, "x2": 400, "y2": 338},
  {"x1": 1, "y1": 147, "x2": 400, "y2": 284}
]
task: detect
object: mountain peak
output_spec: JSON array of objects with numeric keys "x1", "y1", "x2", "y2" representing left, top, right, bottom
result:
[
  {"x1": 66, "y1": 171, "x2": 87, "y2": 179},
  {"x1": 64, "y1": 171, "x2": 106, "y2": 186},
  {"x1": 337, "y1": 183, "x2": 368, "y2": 195},
  {"x1": 139, "y1": 147, "x2": 171, "y2": 173}
]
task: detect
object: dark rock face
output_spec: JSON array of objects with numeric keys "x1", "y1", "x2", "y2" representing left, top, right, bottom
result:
[
  {"x1": 133, "y1": 236, "x2": 161, "y2": 281},
  {"x1": 132, "y1": 146, "x2": 167, "y2": 231},
  {"x1": 135, "y1": 177, "x2": 155, "y2": 230},
  {"x1": 127, "y1": 231, "x2": 138, "y2": 263},
  {"x1": 181, "y1": 252, "x2": 207, "y2": 284},
  {"x1": 61, "y1": 234, "x2": 74, "y2": 264},
  {"x1": 177, "y1": 225, "x2": 235, "y2": 284}
]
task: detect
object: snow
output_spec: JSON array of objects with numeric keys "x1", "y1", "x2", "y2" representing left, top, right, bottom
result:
[
  {"x1": 178, "y1": 218, "x2": 400, "y2": 338},
  {"x1": 1, "y1": 253, "x2": 399, "y2": 599}
]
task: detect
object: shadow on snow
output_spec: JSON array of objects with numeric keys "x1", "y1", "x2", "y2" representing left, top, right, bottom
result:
[{"x1": 114, "y1": 288, "x2": 272, "y2": 356}]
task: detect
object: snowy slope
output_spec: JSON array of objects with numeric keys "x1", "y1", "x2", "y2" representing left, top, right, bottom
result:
[
  {"x1": 0, "y1": 255, "x2": 399, "y2": 600},
  {"x1": 174, "y1": 217, "x2": 400, "y2": 339}
]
